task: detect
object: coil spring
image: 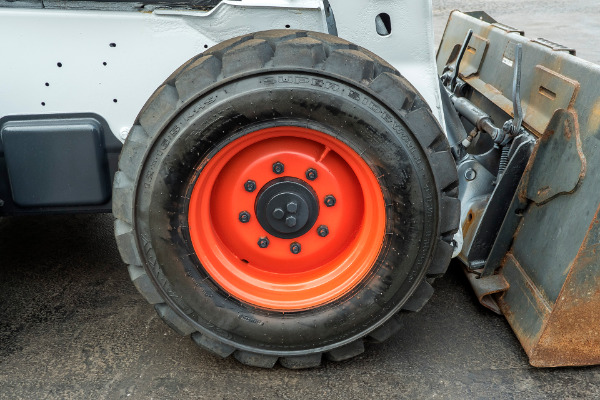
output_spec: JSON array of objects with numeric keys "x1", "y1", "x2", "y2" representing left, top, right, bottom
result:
[{"x1": 498, "y1": 146, "x2": 510, "y2": 176}]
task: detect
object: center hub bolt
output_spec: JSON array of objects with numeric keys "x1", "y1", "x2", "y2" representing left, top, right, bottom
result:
[
  {"x1": 286, "y1": 201, "x2": 297, "y2": 213},
  {"x1": 305, "y1": 168, "x2": 318, "y2": 181},
  {"x1": 290, "y1": 242, "x2": 301, "y2": 254},
  {"x1": 257, "y1": 237, "x2": 269, "y2": 248},
  {"x1": 324, "y1": 195, "x2": 336, "y2": 207},
  {"x1": 272, "y1": 208, "x2": 285, "y2": 219},
  {"x1": 286, "y1": 216, "x2": 297, "y2": 227},
  {"x1": 239, "y1": 211, "x2": 251, "y2": 223},
  {"x1": 272, "y1": 161, "x2": 285, "y2": 174},
  {"x1": 317, "y1": 225, "x2": 329, "y2": 237}
]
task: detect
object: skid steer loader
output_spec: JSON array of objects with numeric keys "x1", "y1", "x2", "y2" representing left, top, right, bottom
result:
[{"x1": 0, "y1": 0, "x2": 598, "y2": 368}]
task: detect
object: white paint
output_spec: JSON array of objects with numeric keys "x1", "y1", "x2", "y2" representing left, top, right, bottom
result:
[
  {"x1": 327, "y1": 0, "x2": 445, "y2": 128},
  {"x1": 0, "y1": 2, "x2": 328, "y2": 141},
  {"x1": 453, "y1": 227, "x2": 464, "y2": 258},
  {"x1": 119, "y1": 127, "x2": 130, "y2": 140},
  {"x1": 0, "y1": 0, "x2": 444, "y2": 141}
]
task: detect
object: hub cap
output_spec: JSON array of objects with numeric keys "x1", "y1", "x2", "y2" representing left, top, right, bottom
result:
[
  {"x1": 255, "y1": 177, "x2": 319, "y2": 239},
  {"x1": 187, "y1": 126, "x2": 386, "y2": 310}
]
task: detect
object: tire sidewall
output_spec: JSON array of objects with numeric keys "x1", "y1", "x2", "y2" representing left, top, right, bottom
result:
[{"x1": 134, "y1": 71, "x2": 438, "y2": 354}]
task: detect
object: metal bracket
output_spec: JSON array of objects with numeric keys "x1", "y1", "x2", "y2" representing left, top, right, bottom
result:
[
  {"x1": 524, "y1": 109, "x2": 586, "y2": 205},
  {"x1": 491, "y1": 23, "x2": 524, "y2": 35},
  {"x1": 464, "y1": 269, "x2": 509, "y2": 314},
  {"x1": 532, "y1": 37, "x2": 576, "y2": 56}
]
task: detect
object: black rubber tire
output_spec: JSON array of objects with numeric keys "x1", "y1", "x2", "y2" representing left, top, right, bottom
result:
[{"x1": 113, "y1": 30, "x2": 459, "y2": 369}]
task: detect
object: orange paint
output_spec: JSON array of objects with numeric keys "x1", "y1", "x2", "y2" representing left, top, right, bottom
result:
[{"x1": 188, "y1": 127, "x2": 386, "y2": 311}]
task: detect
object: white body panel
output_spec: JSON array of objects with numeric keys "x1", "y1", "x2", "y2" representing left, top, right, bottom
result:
[
  {"x1": 0, "y1": 0, "x2": 443, "y2": 140},
  {"x1": 328, "y1": 0, "x2": 445, "y2": 130}
]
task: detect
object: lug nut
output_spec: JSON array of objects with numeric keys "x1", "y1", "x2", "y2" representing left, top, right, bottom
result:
[
  {"x1": 272, "y1": 161, "x2": 285, "y2": 174},
  {"x1": 244, "y1": 180, "x2": 256, "y2": 192},
  {"x1": 257, "y1": 237, "x2": 269, "y2": 248},
  {"x1": 305, "y1": 168, "x2": 318, "y2": 181},
  {"x1": 324, "y1": 195, "x2": 336, "y2": 207},
  {"x1": 317, "y1": 225, "x2": 329, "y2": 237},
  {"x1": 290, "y1": 242, "x2": 301, "y2": 254},
  {"x1": 239, "y1": 211, "x2": 251, "y2": 223},
  {"x1": 272, "y1": 208, "x2": 284, "y2": 219},
  {"x1": 286, "y1": 216, "x2": 297, "y2": 227},
  {"x1": 286, "y1": 201, "x2": 298, "y2": 213}
]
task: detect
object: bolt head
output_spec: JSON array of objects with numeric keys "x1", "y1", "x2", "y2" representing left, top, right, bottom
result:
[
  {"x1": 290, "y1": 242, "x2": 301, "y2": 254},
  {"x1": 305, "y1": 168, "x2": 318, "y2": 181},
  {"x1": 244, "y1": 180, "x2": 256, "y2": 192},
  {"x1": 272, "y1": 208, "x2": 285, "y2": 219},
  {"x1": 286, "y1": 201, "x2": 298, "y2": 213},
  {"x1": 324, "y1": 195, "x2": 336, "y2": 207},
  {"x1": 464, "y1": 169, "x2": 477, "y2": 181},
  {"x1": 239, "y1": 211, "x2": 251, "y2": 223},
  {"x1": 119, "y1": 127, "x2": 130, "y2": 140},
  {"x1": 317, "y1": 225, "x2": 329, "y2": 237},
  {"x1": 257, "y1": 237, "x2": 269, "y2": 248},
  {"x1": 285, "y1": 216, "x2": 297, "y2": 227},
  {"x1": 272, "y1": 161, "x2": 285, "y2": 174}
]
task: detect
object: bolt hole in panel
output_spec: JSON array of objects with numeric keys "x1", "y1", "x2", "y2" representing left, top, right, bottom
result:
[{"x1": 375, "y1": 13, "x2": 391, "y2": 36}]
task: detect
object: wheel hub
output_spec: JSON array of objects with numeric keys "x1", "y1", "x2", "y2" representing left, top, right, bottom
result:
[
  {"x1": 255, "y1": 177, "x2": 319, "y2": 239},
  {"x1": 187, "y1": 126, "x2": 386, "y2": 310}
]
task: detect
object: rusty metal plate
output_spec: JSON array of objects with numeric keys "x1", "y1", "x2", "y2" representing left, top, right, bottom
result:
[
  {"x1": 500, "y1": 204, "x2": 600, "y2": 367},
  {"x1": 437, "y1": 12, "x2": 583, "y2": 137},
  {"x1": 523, "y1": 66, "x2": 580, "y2": 135},
  {"x1": 525, "y1": 109, "x2": 586, "y2": 204},
  {"x1": 497, "y1": 253, "x2": 552, "y2": 353},
  {"x1": 461, "y1": 34, "x2": 489, "y2": 78}
]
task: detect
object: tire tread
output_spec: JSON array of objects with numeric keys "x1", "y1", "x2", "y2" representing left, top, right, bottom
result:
[{"x1": 113, "y1": 29, "x2": 459, "y2": 370}]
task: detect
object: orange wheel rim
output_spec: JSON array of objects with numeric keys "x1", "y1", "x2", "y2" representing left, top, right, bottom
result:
[{"x1": 188, "y1": 126, "x2": 386, "y2": 311}]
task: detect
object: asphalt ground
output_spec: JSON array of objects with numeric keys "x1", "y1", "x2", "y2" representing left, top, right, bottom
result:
[{"x1": 2, "y1": 2, "x2": 600, "y2": 399}]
